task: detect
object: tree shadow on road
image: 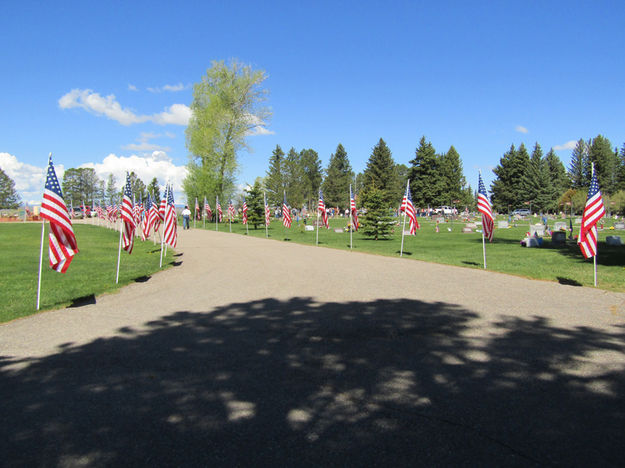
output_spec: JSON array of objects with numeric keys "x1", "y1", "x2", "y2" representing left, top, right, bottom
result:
[{"x1": 1, "y1": 298, "x2": 623, "y2": 466}]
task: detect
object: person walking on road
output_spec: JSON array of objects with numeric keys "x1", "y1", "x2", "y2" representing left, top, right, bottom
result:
[{"x1": 182, "y1": 205, "x2": 191, "y2": 230}]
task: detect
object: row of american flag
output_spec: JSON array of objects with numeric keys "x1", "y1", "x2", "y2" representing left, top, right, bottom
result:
[{"x1": 40, "y1": 155, "x2": 606, "y2": 277}]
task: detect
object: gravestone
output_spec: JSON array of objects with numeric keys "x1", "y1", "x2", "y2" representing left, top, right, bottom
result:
[
  {"x1": 462, "y1": 227, "x2": 473, "y2": 233},
  {"x1": 575, "y1": 218, "x2": 582, "y2": 224},
  {"x1": 614, "y1": 222, "x2": 625, "y2": 230},
  {"x1": 466, "y1": 223, "x2": 477, "y2": 229},
  {"x1": 529, "y1": 224, "x2": 545, "y2": 237},
  {"x1": 552, "y1": 231, "x2": 566, "y2": 245},
  {"x1": 498, "y1": 220, "x2": 509, "y2": 229},
  {"x1": 606, "y1": 236, "x2": 623, "y2": 246},
  {"x1": 553, "y1": 222, "x2": 567, "y2": 231},
  {"x1": 525, "y1": 237, "x2": 542, "y2": 248},
  {"x1": 305, "y1": 225, "x2": 314, "y2": 231},
  {"x1": 334, "y1": 228, "x2": 344, "y2": 233}
]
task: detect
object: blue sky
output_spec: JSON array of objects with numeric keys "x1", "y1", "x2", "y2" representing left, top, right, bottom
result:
[{"x1": 2, "y1": 1, "x2": 624, "y2": 204}]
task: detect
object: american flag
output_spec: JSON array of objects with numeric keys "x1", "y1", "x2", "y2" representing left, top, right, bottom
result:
[
  {"x1": 142, "y1": 194, "x2": 153, "y2": 240},
  {"x1": 159, "y1": 190, "x2": 167, "y2": 226},
  {"x1": 121, "y1": 173, "x2": 136, "y2": 254},
  {"x1": 477, "y1": 173, "x2": 494, "y2": 242},
  {"x1": 204, "y1": 197, "x2": 212, "y2": 219},
  {"x1": 282, "y1": 193, "x2": 291, "y2": 228},
  {"x1": 40, "y1": 155, "x2": 78, "y2": 273},
  {"x1": 195, "y1": 197, "x2": 201, "y2": 221},
  {"x1": 264, "y1": 193, "x2": 271, "y2": 226},
  {"x1": 350, "y1": 185, "x2": 358, "y2": 231},
  {"x1": 578, "y1": 167, "x2": 605, "y2": 259},
  {"x1": 400, "y1": 181, "x2": 419, "y2": 234},
  {"x1": 242, "y1": 198, "x2": 248, "y2": 225},
  {"x1": 96, "y1": 202, "x2": 104, "y2": 220},
  {"x1": 228, "y1": 200, "x2": 236, "y2": 220},
  {"x1": 149, "y1": 192, "x2": 161, "y2": 232},
  {"x1": 216, "y1": 197, "x2": 223, "y2": 222},
  {"x1": 318, "y1": 189, "x2": 329, "y2": 228},
  {"x1": 163, "y1": 184, "x2": 177, "y2": 247}
]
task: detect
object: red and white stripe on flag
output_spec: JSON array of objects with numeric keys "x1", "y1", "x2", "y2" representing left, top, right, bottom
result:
[
  {"x1": 121, "y1": 175, "x2": 136, "y2": 254},
  {"x1": 282, "y1": 202, "x2": 291, "y2": 228},
  {"x1": 40, "y1": 156, "x2": 78, "y2": 273},
  {"x1": 477, "y1": 174, "x2": 494, "y2": 242},
  {"x1": 578, "y1": 170, "x2": 605, "y2": 258}
]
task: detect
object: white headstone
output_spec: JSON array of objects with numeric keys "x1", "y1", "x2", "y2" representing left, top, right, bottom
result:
[
  {"x1": 529, "y1": 224, "x2": 545, "y2": 237},
  {"x1": 614, "y1": 222, "x2": 625, "y2": 230},
  {"x1": 553, "y1": 222, "x2": 567, "y2": 231},
  {"x1": 305, "y1": 225, "x2": 314, "y2": 231},
  {"x1": 498, "y1": 220, "x2": 509, "y2": 229}
]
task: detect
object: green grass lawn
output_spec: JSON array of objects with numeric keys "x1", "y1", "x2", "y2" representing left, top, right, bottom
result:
[
  {"x1": 208, "y1": 215, "x2": 625, "y2": 292},
  {"x1": 0, "y1": 223, "x2": 174, "y2": 323}
]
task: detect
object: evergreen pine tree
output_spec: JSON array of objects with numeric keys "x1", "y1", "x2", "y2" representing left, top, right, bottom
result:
[
  {"x1": 408, "y1": 136, "x2": 444, "y2": 208},
  {"x1": 245, "y1": 181, "x2": 265, "y2": 229},
  {"x1": 361, "y1": 138, "x2": 396, "y2": 207},
  {"x1": 545, "y1": 148, "x2": 570, "y2": 210},
  {"x1": 0, "y1": 167, "x2": 20, "y2": 209},
  {"x1": 491, "y1": 144, "x2": 527, "y2": 212},
  {"x1": 300, "y1": 148, "x2": 322, "y2": 211},
  {"x1": 589, "y1": 135, "x2": 616, "y2": 194},
  {"x1": 360, "y1": 185, "x2": 394, "y2": 240},
  {"x1": 568, "y1": 139, "x2": 587, "y2": 189},
  {"x1": 265, "y1": 145, "x2": 286, "y2": 206},
  {"x1": 284, "y1": 147, "x2": 304, "y2": 208},
  {"x1": 322, "y1": 143, "x2": 353, "y2": 210},
  {"x1": 618, "y1": 144, "x2": 625, "y2": 191},
  {"x1": 105, "y1": 173, "x2": 118, "y2": 205},
  {"x1": 440, "y1": 145, "x2": 467, "y2": 207},
  {"x1": 522, "y1": 143, "x2": 553, "y2": 213}
]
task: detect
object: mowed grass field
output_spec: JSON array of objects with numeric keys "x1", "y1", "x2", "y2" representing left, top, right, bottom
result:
[
  {"x1": 0, "y1": 222, "x2": 174, "y2": 323},
  {"x1": 208, "y1": 214, "x2": 625, "y2": 292}
]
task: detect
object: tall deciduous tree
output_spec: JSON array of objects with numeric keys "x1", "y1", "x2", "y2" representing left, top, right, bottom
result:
[
  {"x1": 185, "y1": 59, "x2": 270, "y2": 202},
  {"x1": 265, "y1": 145, "x2": 286, "y2": 206},
  {"x1": 105, "y1": 173, "x2": 118, "y2": 206},
  {"x1": 322, "y1": 143, "x2": 353, "y2": 210},
  {"x1": 0, "y1": 167, "x2": 20, "y2": 209},
  {"x1": 61, "y1": 168, "x2": 101, "y2": 206}
]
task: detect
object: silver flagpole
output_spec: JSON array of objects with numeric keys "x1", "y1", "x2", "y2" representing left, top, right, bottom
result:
[
  {"x1": 349, "y1": 185, "x2": 353, "y2": 251},
  {"x1": 116, "y1": 219, "x2": 123, "y2": 283},
  {"x1": 399, "y1": 181, "x2": 408, "y2": 257},
  {"x1": 36, "y1": 220, "x2": 45, "y2": 310},
  {"x1": 264, "y1": 192, "x2": 269, "y2": 238},
  {"x1": 482, "y1": 230, "x2": 487, "y2": 269}
]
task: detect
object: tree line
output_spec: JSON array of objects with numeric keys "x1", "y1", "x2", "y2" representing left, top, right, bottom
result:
[{"x1": 490, "y1": 135, "x2": 625, "y2": 214}]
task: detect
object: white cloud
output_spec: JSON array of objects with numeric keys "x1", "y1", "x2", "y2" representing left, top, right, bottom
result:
[
  {"x1": 122, "y1": 132, "x2": 173, "y2": 152},
  {"x1": 147, "y1": 83, "x2": 188, "y2": 93},
  {"x1": 152, "y1": 103, "x2": 192, "y2": 126},
  {"x1": 128, "y1": 84, "x2": 138, "y2": 91},
  {"x1": 80, "y1": 151, "x2": 187, "y2": 201},
  {"x1": 58, "y1": 88, "x2": 191, "y2": 126},
  {"x1": 515, "y1": 125, "x2": 528, "y2": 134},
  {"x1": 0, "y1": 152, "x2": 65, "y2": 204},
  {"x1": 1, "y1": 151, "x2": 187, "y2": 205},
  {"x1": 553, "y1": 140, "x2": 577, "y2": 151},
  {"x1": 244, "y1": 113, "x2": 274, "y2": 136}
]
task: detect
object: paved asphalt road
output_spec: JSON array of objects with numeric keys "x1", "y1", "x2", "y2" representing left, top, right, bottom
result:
[{"x1": 1, "y1": 228, "x2": 624, "y2": 467}]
